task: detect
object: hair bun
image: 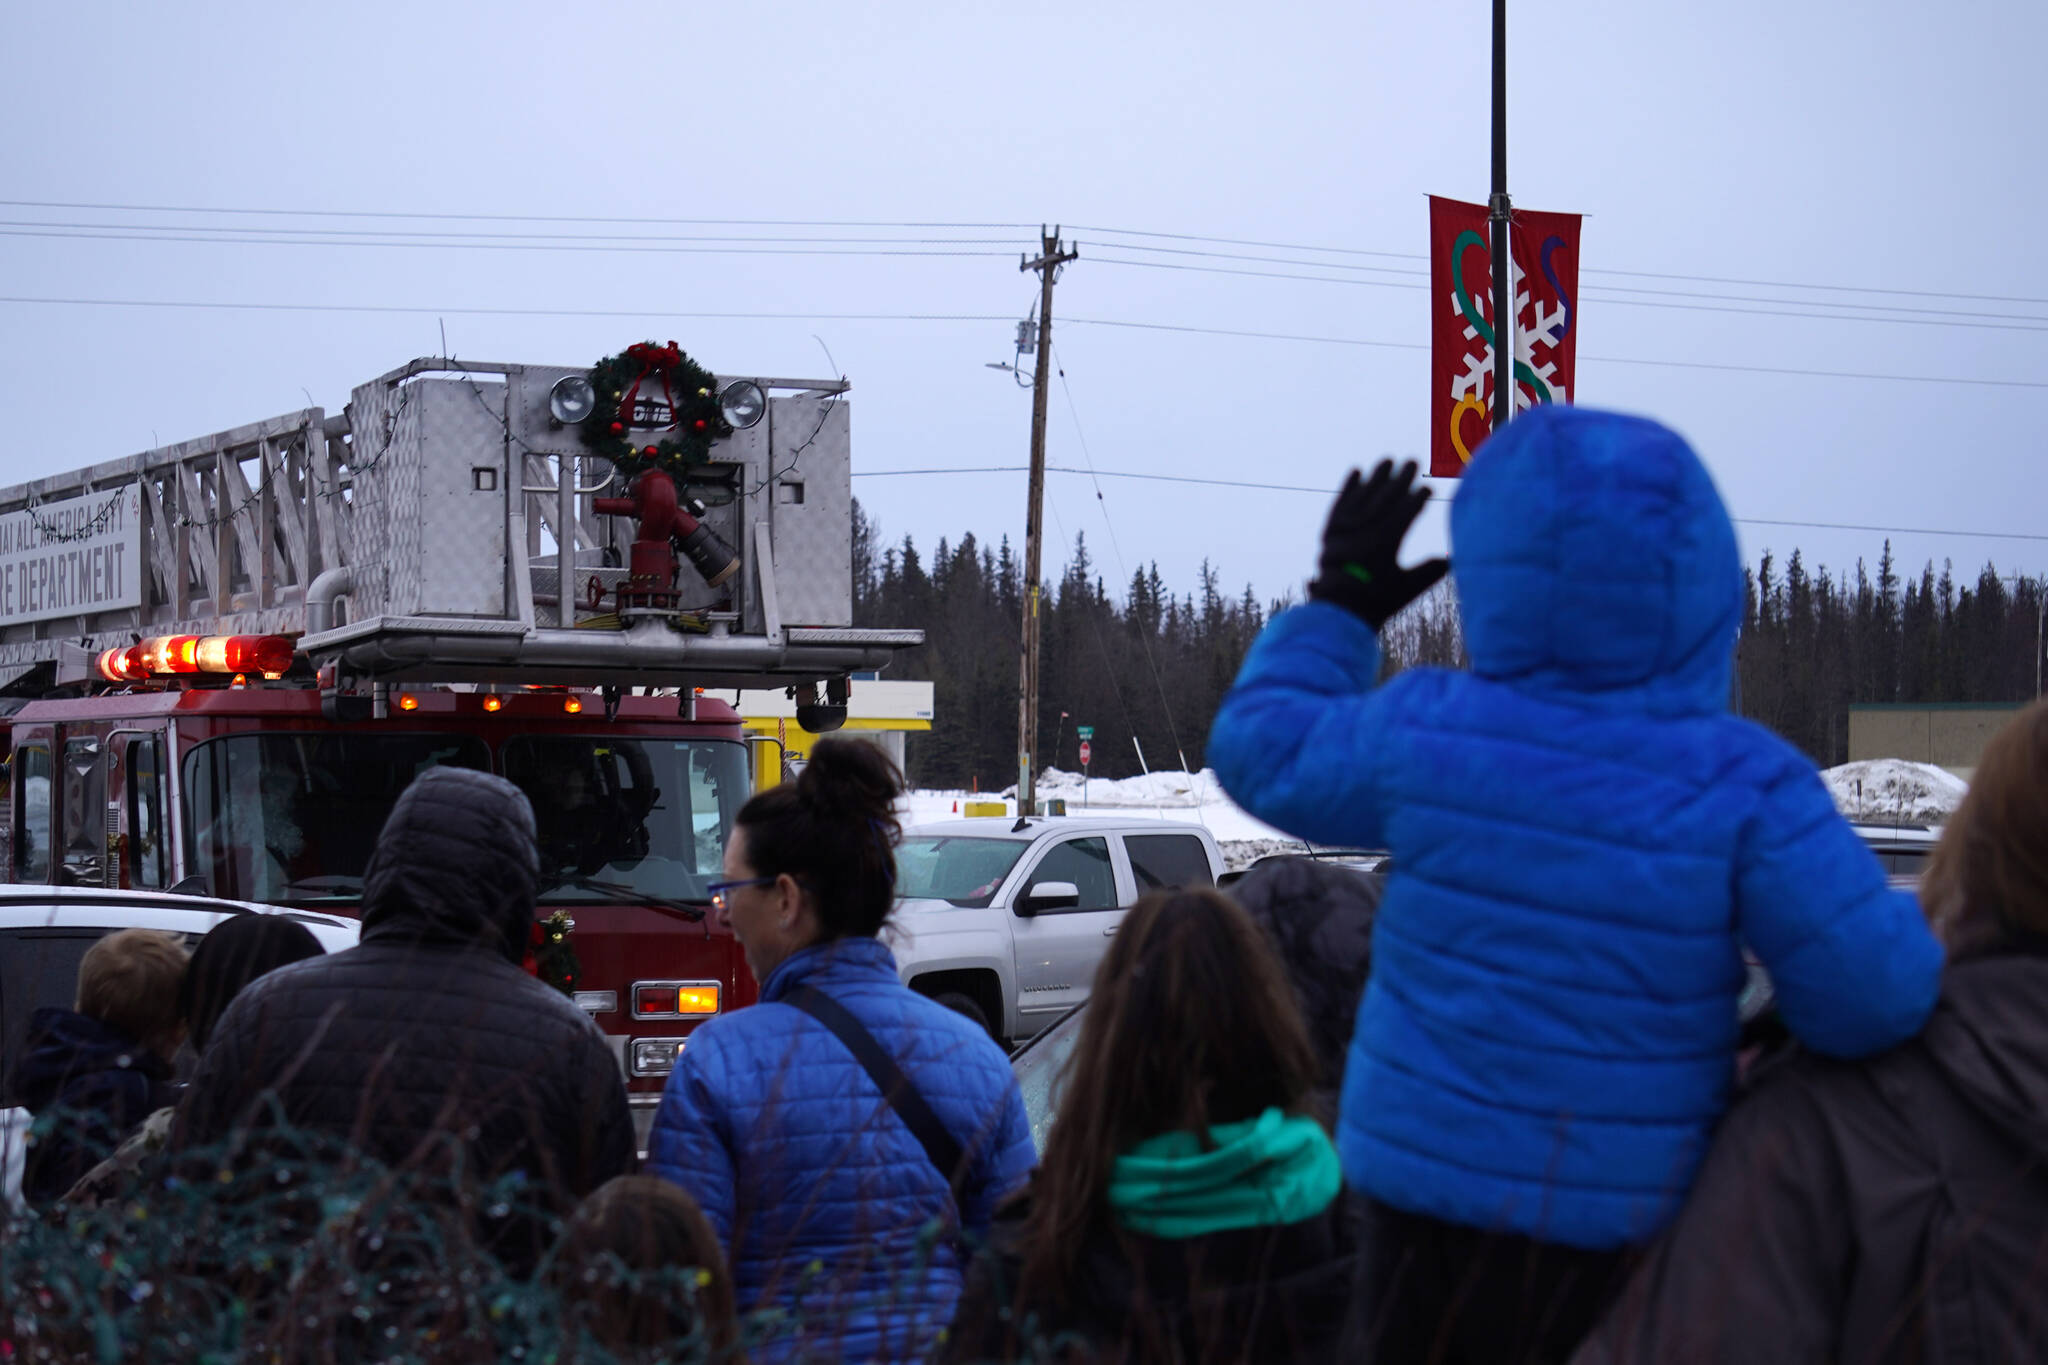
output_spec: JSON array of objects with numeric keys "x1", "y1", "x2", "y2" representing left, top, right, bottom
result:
[{"x1": 796, "y1": 737, "x2": 903, "y2": 827}]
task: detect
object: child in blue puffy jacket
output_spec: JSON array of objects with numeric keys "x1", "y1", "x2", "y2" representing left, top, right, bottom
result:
[{"x1": 1208, "y1": 405, "x2": 1943, "y2": 1363}]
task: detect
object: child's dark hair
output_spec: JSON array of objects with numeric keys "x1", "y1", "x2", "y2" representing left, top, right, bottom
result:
[
  {"x1": 735, "y1": 736, "x2": 904, "y2": 938},
  {"x1": 552, "y1": 1175, "x2": 736, "y2": 1357}
]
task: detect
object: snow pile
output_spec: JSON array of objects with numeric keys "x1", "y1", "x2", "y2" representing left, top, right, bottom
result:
[
  {"x1": 899, "y1": 767, "x2": 1298, "y2": 864},
  {"x1": 1822, "y1": 759, "x2": 1968, "y2": 825},
  {"x1": 1009, "y1": 766, "x2": 1223, "y2": 808}
]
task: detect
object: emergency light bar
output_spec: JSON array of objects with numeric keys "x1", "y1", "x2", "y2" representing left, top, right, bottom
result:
[{"x1": 97, "y1": 634, "x2": 296, "y2": 684}]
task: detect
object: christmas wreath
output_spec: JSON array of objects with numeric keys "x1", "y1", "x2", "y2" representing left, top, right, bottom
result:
[
  {"x1": 581, "y1": 340, "x2": 733, "y2": 482},
  {"x1": 525, "y1": 910, "x2": 581, "y2": 997}
]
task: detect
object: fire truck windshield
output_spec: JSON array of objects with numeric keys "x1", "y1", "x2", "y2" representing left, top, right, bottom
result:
[
  {"x1": 502, "y1": 737, "x2": 746, "y2": 905},
  {"x1": 184, "y1": 734, "x2": 491, "y2": 903},
  {"x1": 180, "y1": 733, "x2": 747, "y2": 907}
]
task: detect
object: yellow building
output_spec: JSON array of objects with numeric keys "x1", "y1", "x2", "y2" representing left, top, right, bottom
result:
[{"x1": 722, "y1": 677, "x2": 934, "y2": 773}]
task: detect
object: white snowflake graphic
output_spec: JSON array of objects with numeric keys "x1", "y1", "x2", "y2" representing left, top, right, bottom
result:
[{"x1": 1447, "y1": 249, "x2": 1572, "y2": 415}]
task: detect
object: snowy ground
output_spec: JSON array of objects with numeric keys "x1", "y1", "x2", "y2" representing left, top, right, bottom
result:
[
  {"x1": 898, "y1": 767, "x2": 1305, "y2": 870},
  {"x1": 1821, "y1": 759, "x2": 1968, "y2": 825},
  {"x1": 898, "y1": 758, "x2": 1972, "y2": 867}
]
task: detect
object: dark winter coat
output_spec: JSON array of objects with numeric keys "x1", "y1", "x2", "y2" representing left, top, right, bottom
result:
[
  {"x1": 13, "y1": 1007, "x2": 176, "y2": 1207},
  {"x1": 648, "y1": 936, "x2": 1036, "y2": 1365},
  {"x1": 1574, "y1": 950, "x2": 2048, "y2": 1364},
  {"x1": 943, "y1": 1189, "x2": 1356, "y2": 1364},
  {"x1": 1228, "y1": 856, "x2": 1383, "y2": 1116},
  {"x1": 173, "y1": 767, "x2": 633, "y2": 1273},
  {"x1": 1208, "y1": 404, "x2": 1945, "y2": 1249}
]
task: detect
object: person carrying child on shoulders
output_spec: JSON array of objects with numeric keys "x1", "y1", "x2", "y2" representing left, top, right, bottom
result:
[{"x1": 1208, "y1": 404, "x2": 1945, "y2": 1365}]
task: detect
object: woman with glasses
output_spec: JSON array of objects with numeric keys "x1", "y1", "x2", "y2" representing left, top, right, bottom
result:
[{"x1": 647, "y1": 737, "x2": 1035, "y2": 1364}]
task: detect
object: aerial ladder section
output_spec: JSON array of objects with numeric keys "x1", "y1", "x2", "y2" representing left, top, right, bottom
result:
[{"x1": 0, "y1": 357, "x2": 921, "y2": 701}]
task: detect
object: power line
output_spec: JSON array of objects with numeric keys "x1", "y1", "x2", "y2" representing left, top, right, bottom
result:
[
  {"x1": 0, "y1": 218, "x2": 1028, "y2": 247},
  {"x1": 0, "y1": 228, "x2": 1014, "y2": 259},
  {"x1": 852, "y1": 465, "x2": 2048, "y2": 544},
  {"x1": 1073, "y1": 221, "x2": 2048, "y2": 308},
  {"x1": 1088, "y1": 239, "x2": 2048, "y2": 324},
  {"x1": 1082, "y1": 253, "x2": 2048, "y2": 334},
  {"x1": 0, "y1": 295, "x2": 1013, "y2": 322},
  {"x1": 11, "y1": 214, "x2": 2030, "y2": 329},
  {"x1": 1059, "y1": 315, "x2": 2048, "y2": 389},
  {"x1": 3, "y1": 293, "x2": 2045, "y2": 391},
  {"x1": 3, "y1": 197, "x2": 2034, "y2": 308},
  {"x1": 1048, "y1": 343, "x2": 1193, "y2": 772},
  {"x1": 0, "y1": 198, "x2": 1037, "y2": 230}
]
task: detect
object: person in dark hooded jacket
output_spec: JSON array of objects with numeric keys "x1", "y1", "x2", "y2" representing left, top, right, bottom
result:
[
  {"x1": 1575, "y1": 698, "x2": 2048, "y2": 1365},
  {"x1": 172, "y1": 766, "x2": 633, "y2": 1274},
  {"x1": 1228, "y1": 855, "x2": 1383, "y2": 1121},
  {"x1": 1208, "y1": 409, "x2": 1945, "y2": 1361}
]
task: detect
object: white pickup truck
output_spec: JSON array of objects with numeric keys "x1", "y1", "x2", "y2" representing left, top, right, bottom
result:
[{"x1": 886, "y1": 816, "x2": 1224, "y2": 1046}]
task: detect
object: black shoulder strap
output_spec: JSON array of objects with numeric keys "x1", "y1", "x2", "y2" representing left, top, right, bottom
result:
[{"x1": 781, "y1": 984, "x2": 968, "y2": 1187}]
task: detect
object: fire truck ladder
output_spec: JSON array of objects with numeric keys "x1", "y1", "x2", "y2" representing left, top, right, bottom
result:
[{"x1": 0, "y1": 357, "x2": 921, "y2": 695}]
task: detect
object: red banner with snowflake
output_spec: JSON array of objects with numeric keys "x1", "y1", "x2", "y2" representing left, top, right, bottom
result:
[{"x1": 1429, "y1": 195, "x2": 1582, "y2": 476}]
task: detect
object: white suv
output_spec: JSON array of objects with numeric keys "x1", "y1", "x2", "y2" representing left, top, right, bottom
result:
[
  {"x1": 888, "y1": 817, "x2": 1224, "y2": 1046},
  {"x1": 0, "y1": 887, "x2": 359, "y2": 1209}
]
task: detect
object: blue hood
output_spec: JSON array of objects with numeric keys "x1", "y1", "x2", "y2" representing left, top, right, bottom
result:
[
  {"x1": 12, "y1": 1006, "x2": 163, "y2": 1113},
  {"x1": 1450, "y1": 405, "x2": 1743, "y2": 715}
]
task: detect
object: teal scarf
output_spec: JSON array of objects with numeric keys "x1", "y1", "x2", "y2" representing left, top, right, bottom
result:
[{"x1": 1107, "y1": 1107, "x2": 1342, "y2": 1240}]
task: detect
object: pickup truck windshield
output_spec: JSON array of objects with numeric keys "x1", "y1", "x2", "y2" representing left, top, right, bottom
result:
[
  {"x1": 895, "y1": 836, "x2": 1030, "y2": 908},
  {"x1": 503, "y1": 737, "x2": 747, "y2": 904},
  {"x1": 184, "y1": 733, "x2": 490, "y2": 902}
]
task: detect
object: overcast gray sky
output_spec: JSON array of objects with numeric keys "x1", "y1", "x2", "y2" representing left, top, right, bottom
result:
[{"x1": 4, "y1": 1, "x2": 2043, "y2": 610}]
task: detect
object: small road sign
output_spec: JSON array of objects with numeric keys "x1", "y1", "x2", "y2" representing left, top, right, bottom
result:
[
  {"x1": 1078, "y1": 740, "x2": 1092, "y2": 766},
  {"x1": 1076, "y1": 725, "x2": 1094, "y2": 740}
]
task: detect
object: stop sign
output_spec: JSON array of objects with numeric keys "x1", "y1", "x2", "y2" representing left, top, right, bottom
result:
[{"x1": 1078, "y1": 740, "x2": 1092, "y2": 766}]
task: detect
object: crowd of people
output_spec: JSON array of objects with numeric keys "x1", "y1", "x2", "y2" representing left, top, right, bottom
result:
[{"x1": 4, "y1": 404, "x2": 2046, "y2": 1363}]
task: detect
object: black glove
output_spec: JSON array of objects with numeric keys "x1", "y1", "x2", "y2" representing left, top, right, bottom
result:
[{"x1": 1307, "y1": 460, "x2": 1450, "y2": 630}]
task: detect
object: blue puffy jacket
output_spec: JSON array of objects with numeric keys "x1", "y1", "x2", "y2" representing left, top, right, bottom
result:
[
  {"x1": 1209, "y1": 405, "x2": 1944, "y2": 1250},
  {"x1": 648, "y1": 936, "x2": 1035, "y2": 1363}
]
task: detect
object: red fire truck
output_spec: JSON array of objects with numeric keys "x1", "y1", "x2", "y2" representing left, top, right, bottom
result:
[{"x1": 0, "y1": 354, "x2": 919, "y2": 1145}]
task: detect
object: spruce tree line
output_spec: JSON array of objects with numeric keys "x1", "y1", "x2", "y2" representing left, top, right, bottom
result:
[
  {"x1": 854, "y1": 498, "x2": 2044, "y2": 785},
  {"x1": 1737, "y1": 544, "x2": 2046, "y2": 765},
  {"x1": 851, "y1": 500, "x2": 1462, "y2": 789}
]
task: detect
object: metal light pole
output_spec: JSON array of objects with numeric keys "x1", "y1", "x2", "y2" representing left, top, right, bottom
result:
[{"x1": 1489, "y1": 0, "x2": 1514, "y2": 432}]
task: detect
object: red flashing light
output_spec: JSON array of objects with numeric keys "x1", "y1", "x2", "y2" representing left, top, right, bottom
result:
[
  {"x1": 135, "y1": 635, "x2": 200, "y2": 674},
  {"x1": 100, "y1": 633, "x2": 295, "y2": 684},
  {"x1": 482, "y1": 695, "x2": 504, "y2": 712},
  {"x1": 563, "y1": 697, "x2": 584, "y2": 714},
  {"x1": 397, "y1": 694, "x2": 421, "y2": 712},
  {"x1": 97, "y1": 647, "x2": 147, "y2": 683},
  {"x1": 193, "y1": 634, "x2": 295, "y2": 676}
]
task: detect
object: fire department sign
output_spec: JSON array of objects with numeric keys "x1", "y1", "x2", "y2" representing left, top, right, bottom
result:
[{"x1": 0, "y1": 485, "x2": 143, "y2": 627}]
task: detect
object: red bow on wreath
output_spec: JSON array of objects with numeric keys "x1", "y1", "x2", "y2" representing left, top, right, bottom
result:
[{"x1": 619, "y1": 340, "x2": 687, "y2": 433}]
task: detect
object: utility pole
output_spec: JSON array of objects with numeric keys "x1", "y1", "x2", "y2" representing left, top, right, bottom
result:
[
  {"x1": 1017, "y1": 226, "x2": 1078, "y2": 817},
  {"x1": 1490, "y1": 0, "x2": 1514, "y2": 432}
]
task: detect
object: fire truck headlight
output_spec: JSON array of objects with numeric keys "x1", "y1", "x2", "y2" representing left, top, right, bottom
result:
[
  {"x1": 718, "y1": 380, "x2": 766, "y2": 430},
  {"x1": 548, "y1": 374, "x2": 598, "y2": 426}
]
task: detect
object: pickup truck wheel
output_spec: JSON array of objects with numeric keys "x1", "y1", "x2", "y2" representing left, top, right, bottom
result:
[{"x1": 932, "y1": 991, "x2": 995, "y2": 1039}]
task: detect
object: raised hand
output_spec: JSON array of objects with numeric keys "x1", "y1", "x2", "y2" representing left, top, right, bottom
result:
[{"x1": 1306, "y1": 460, "x2": 1451, "y2": 630}]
